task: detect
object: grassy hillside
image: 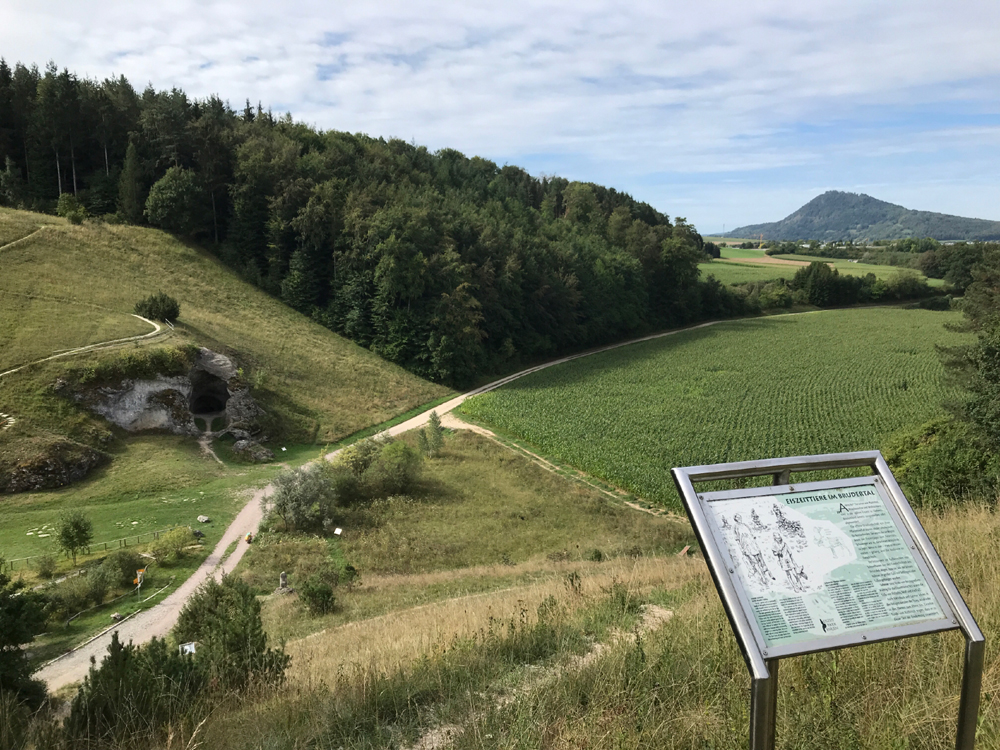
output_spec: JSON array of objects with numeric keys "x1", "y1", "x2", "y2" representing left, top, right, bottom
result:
[
  {"x1": 0, "y1": 206, "x2": 447, "y2": 568},
  {"x1": 0, "y1": 207, "x2": 448, "y2": 442},
  {"x1": 460, "y1": 307, "x2": 971, "y2": 509},
  {"x1": 121, "y1": 432, "x2": 1000, "y2": 750}
]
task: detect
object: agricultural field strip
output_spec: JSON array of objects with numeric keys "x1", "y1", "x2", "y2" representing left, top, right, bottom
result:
[
  {"x1": 445, "y1": 412, "x2": 674, "y2": 519},
  {"x1": 0, "y1": 314, "x2": 164, "y2": 379},
  {"x1": 461, "y1": 308, "x2": 970, "y2": 508}
]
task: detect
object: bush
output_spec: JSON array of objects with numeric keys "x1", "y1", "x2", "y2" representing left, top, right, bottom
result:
[
  {"x1": 362, "y1": 440, "x2": 422, "y2": 497},
  {"x1": 100, "y1": 549, "x2": 143, "y2": 588},
  {"x1": 885, "y1": 417, "x2": 1000, "y2": 504},
  {"x1": 64, "y1": 632, "x2": 206, "y2": 749},
  {"x1": 269, "y1": 466, "x2": 337, "y2": 532},
  {"x1": 56, "y1": 193, "x2": 87, "y2": 224},
  {"x1": 85, "y1": 565, "x2": 115, "y2": 606},
  {"x1": 32, "y1": 554, "x2": 57, "y2": 580},
  {"x1": 299, "y1": 575, "x2": 337, "y2": 615},
  {"x1": 134, "y1": 291, "x2": 180, "y2": 322},
  {"x1": 174, "y1": 576, "x2": 289, "y2": 692},
  {"x1": 148, "y1": 527, "x2": 192, "y2": 565}
]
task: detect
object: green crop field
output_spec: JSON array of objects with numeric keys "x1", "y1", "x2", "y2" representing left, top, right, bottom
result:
[
  {"x1": 460, "y1": 308, "x2": 971, "y2": 510},
  {"x1": 698, "y1": 255, "x2": 945, "y2": 288},
  {"x1": 719, "y1": 245, "x2": 767, "y2": 259}
]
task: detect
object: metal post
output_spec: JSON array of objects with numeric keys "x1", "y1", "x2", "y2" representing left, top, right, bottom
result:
[
  {"x1": 956, "y1": 636, "x2": 985, "y2": 750},
  {"x1": 749, "y1": 659, "x2": 778, "y2": 750}
]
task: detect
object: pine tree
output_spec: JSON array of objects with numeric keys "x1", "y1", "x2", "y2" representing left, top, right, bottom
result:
[
  {"x1": 427, "y1": 410, "x2": 443, "y2": 457},
  {"x1": 118, "y1": 140, "x2": 143, "y2": 223}
]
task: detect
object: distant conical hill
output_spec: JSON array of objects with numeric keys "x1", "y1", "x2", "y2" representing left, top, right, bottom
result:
[{"x1": 727, "y1": 191, "x2": 1000, "y2": 242}]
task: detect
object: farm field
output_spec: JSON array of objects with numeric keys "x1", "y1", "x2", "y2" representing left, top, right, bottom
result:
[
  {"x1": 460, "y1": 307, "x2": 971, "y2": 509},
  {"x1": 699, "y1": 254, "x2": 944, "y2": 287}
]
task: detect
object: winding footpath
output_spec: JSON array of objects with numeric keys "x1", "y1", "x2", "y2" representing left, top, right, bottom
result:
[
  {"x1": 0, "y1": 314, "x2": 165, "y2": 380},
  {"x1": 35, "y1": 317, "x2": 726, "y2": 690}
]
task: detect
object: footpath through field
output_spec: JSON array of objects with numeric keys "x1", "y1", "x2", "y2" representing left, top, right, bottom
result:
[{"x1": 34, "y1": 313, "x2": 775, "y2": 690}]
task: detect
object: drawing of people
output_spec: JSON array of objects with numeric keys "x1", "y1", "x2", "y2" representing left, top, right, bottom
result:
[
  {"x1": 732, "y1": 514, "x2": 774, "y2": 587},
  {"x1": 772, "y1": 532, "x2": 808, "y2": 592}
]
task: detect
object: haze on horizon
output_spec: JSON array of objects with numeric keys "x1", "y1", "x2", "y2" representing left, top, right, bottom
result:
[{"x1": 2, "y1": 0, "x2": 999, "y2": 233}]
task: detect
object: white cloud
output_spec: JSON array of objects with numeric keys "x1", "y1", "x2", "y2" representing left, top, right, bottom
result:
[{"x1": 3, "y1": 0, "x2": 1000, "y2": 228}]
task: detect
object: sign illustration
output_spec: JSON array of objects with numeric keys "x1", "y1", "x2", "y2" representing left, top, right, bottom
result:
[{"x1": 707, "y1": 484, "x2": 945, "y2": 648}]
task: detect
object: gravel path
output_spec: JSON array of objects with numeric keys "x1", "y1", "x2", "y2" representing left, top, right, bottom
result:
[{"x1": 35, "y1": 317, "x2": 725, "y2": 691}]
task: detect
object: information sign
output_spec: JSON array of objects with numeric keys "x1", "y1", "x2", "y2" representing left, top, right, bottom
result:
[
  {"x1": 701, "y1": 478, "x2": 951, "y2": 656},
  {"x1": 671, "y1": 451, "x2": 984, "y2": 750}
]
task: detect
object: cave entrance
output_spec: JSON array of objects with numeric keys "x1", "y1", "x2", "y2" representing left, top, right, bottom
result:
[{"x1": 189, "y1": 370, "x2": 230, "y2": 415}]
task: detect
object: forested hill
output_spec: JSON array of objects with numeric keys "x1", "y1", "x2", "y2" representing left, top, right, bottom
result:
[
  {"x1": 0, "y1": 60, "x2": 751, "y2": 387},
  {"x1": 728, "y1": 191, "x2": 1000, "y2": 242}
]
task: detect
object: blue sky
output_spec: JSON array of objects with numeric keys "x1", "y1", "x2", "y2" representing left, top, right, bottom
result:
[{"x1": 3, "y1": 0, "x2": 1000, "y2": 233}]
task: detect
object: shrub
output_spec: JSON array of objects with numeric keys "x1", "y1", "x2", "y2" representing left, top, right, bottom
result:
[
  {"x1": 56, "y1": 193, "x2": 87, "y2": 224},
  {"x1": 269, "y1": 467, "x2": 337, "y2": 532},
  {"x1": 174, "y1": 576, "x2": 289, "y2": 692},
  {"x1": 148, "y1": 527, "x2": 192, "y2": 565},
  {"x1": 85, "y1": 565, "x2": 116, "y2": 606},
  {"x1": 32, "y1": 554, "x2": 57, "y2": 580},
  {"x1": 99, "y1": 549, "x2": 143, "y2": 588},
  {"x1": 299, "y1": 574, "x2": 337, "y2": 615},
  {"x1": 134, "y1": 291, "x2": 180, "y2": 322},
  {"x1": 64, "y1": 632, "x2": 206, "y2": 748},
  {"x1": 362, "y1": 440, "x2": 422, "y2": 497}
]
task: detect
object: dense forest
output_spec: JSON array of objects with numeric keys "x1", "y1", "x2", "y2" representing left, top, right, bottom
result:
[
  {"x1": 729, "y1": 190, "x2": 1000, "y2": 242},
  {"x1": 0, "y1": 60, "x2": 755, "y2": 386}
]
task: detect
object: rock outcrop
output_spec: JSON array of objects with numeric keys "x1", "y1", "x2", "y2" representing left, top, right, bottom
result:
[
  {"x1": 1, "y1": 441, "x2": 107, "y2": 493},
  {"x1": 75, "y1": 347, "x2": 271, "y2": 457}
]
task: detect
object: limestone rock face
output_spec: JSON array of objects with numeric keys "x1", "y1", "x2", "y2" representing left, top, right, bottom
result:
[
  {"x1": 76, "y1": 348, "x2": 269, "y2": 447},
  {"x1": 86, "y1": 375, "x2": 196, "y2": 434}
]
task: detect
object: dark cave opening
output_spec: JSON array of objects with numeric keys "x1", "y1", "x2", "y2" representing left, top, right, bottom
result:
[{"x1": 189, "y1": 370, "x2": 230, "y2": 415}]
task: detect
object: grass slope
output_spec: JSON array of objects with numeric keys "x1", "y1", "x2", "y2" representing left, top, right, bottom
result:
[
  {"x1": 0, "y1": 208, "x2": 448, "y2": 442},
  {"x1": 460, "y1": 308, "x2": 971, "y2": 509},
  {"x1": 159, "y1": 433, "x2": 1000, "y2": 750}
]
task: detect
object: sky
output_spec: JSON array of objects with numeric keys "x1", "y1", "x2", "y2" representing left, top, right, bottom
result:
[{"x1": 3, "y1": 1, "x2": 1000, "y2": 233}]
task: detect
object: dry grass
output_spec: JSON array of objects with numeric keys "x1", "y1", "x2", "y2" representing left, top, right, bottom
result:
[{"x1": 285, "y1": 555, "x2": 703, "y2": 684}]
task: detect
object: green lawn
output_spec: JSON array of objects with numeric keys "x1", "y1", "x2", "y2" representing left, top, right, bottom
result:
[{"x1": 460, "y1": 307, "x2": 971, "y2": 510}]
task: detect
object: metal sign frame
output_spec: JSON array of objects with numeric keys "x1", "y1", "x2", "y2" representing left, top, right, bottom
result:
[{"x1": 671, "y1": 451, "x2": 984, "y2": 750}]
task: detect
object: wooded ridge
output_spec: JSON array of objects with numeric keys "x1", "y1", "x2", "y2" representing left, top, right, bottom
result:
[{"x1": 0, "y1": 60, "x2": 752, "y2": 387}]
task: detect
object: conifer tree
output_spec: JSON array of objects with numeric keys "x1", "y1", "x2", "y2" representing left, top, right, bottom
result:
[{"x1": 118, "y1": 140, "x2": 143, "y2": 223}]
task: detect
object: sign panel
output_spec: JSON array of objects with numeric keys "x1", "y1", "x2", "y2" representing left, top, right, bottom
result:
[
  {"x1": 696, "y1": 476, "x2": 956, "y2": 657},
  {"x1": 704, "y1": 481, "x2": 947, "y2": 651}
]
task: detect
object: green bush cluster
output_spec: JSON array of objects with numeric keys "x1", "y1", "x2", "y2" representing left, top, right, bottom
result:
[
  {"x1": 45, "y1": 549, "x2": 144, "y2": 620},
  {"x1": 148, "y1": 527, "x2": 194, "y2": 565},
  {"x1": 133, "y1": 291, "x2": 181, "y2": 322},
  {"x1": 63, "y1": 576, "x2": 287, "y2": 748},
  {"x1": 56, "y1": 193, "x2": 87, "y2": 224},
  {"x1": 268, "y1": 434, "x2": 422, "y2": 533}
]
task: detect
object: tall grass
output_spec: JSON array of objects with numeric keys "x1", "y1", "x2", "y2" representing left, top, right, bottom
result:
[{"x1": 142, "y1": 504, "x2": 1000, "y2": 749}]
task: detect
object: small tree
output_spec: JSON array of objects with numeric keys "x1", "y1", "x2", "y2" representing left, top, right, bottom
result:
[
  {"x1": 58, "y1": 510, "x2": 93, "y2": 566},
  {"x1": 174, "y1": 575, "x2": 289, "y2": 691},
  {"x1": 0, "y1": 558, "x2": 48, "y2": 710},
  {"x1": 134, "y1": 291, "x2": 180, "y2": 322},
  {"x1": 426, "y1": 411, "x2": 444, "y2": 457}
]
